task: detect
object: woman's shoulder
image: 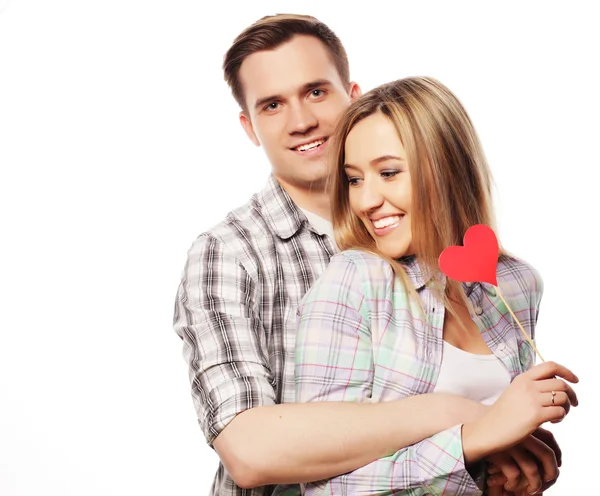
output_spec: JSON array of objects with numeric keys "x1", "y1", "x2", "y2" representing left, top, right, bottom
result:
[
  {"x1": 497, "y1": 254, "x2": 544, "y2": 300},
  {"x1": 333, "y1": 249, "x2": 396, "y2": 280},
  {"x1": 299, "y1": 249, "x2": 393, "y2": 312}
]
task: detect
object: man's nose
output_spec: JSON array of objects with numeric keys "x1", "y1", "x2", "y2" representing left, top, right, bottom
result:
[{"x1": 287, "y1": 102, "x2": 318, "y2": 135}]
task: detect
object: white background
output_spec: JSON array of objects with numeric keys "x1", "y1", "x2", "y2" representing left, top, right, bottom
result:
[{"x1": 1, "y1": 1, "x2": 598, "y2": 494}]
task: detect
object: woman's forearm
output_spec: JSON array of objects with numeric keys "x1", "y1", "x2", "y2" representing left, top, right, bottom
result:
[{"x1": 213, "y1": 393, "x2": 488, "y2": 488}]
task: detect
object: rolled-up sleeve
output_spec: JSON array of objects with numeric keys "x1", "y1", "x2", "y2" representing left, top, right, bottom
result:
[
  {"x1": 174, "y1": 234, "x2": 275, "y2": 446},
  {"x1": 295, "y1": 254, "x2": 481, "y2": 495}
]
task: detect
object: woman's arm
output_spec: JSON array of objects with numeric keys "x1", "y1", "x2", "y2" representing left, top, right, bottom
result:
[
  {"x1": 295, "y1": 255, "x2": 577, "y2": 495},
  {"x1": 294, "y1": 255, "x2": 484, "y2": 494}
]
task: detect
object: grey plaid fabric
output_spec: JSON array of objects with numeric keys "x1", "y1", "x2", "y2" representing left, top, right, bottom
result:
[{"x1": 173, "y1": 174, "x2": 335, "y2": 495}]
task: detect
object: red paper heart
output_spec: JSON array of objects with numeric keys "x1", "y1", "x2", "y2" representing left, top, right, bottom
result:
[{"x1": 438, "y1": 224, "x2": 499, "y2": 286}]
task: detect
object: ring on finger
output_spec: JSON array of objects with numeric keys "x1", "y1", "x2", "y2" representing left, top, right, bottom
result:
[{"x1": 551, "y1": 390, "x2": 556, "y2": 406}]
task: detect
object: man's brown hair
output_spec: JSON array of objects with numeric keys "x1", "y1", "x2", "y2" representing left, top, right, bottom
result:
[{"x1": 223, "y1": 14, "x2": 350, "y2": 111}]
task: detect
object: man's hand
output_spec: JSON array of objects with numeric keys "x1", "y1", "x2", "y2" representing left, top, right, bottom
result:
[{"x1": 485, "y1": 429, "x2": 561, "y2": 494}]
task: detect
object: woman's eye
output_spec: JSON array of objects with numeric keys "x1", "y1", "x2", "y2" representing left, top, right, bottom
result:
[{"x1": 381, "y1": 170, "x2": 399, "y2": 179}]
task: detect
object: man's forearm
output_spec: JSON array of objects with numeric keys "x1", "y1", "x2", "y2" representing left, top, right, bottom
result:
[{"x1": 214, "y1": 393, "x2": 488, "y2": 488}]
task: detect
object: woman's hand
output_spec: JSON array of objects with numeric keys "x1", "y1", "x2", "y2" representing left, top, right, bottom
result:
[{"x1": 462, "y1": 361, "x2": 578, "y2": 463}]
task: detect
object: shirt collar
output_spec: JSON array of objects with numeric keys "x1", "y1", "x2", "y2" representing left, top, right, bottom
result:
[
  {"x1": 399, "y1": 255, "x2": 447, "y2": 291},
  {"x1": 257, "y1": 174, "x2": 305, "y2": 240},
  {"x1": 255, "y1": 179, "x2": 455, "y2": 290}
]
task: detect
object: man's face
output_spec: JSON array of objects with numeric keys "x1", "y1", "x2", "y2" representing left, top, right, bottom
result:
[{"x1": 239, "y1": 35, "x2": 360, "y2": 192}]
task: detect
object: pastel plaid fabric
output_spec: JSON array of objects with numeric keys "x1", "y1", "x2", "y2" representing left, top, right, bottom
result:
[{"x1": 295, "y1": 249, "x2": 542, "y2": 495}]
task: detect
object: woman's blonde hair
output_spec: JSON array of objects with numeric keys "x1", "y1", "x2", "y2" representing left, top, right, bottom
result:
[{"x1": 329, "y1": 76, "x2": 503, "y2": 313}]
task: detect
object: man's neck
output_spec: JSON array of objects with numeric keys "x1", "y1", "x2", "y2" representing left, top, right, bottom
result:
[{"x1": 276, "y1": 176, "x2": 332, "y2": 221}]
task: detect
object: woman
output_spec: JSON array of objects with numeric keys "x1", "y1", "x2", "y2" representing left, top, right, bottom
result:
[{"x1": 294, "y1": 77, "x2": 578, "y2": 495}]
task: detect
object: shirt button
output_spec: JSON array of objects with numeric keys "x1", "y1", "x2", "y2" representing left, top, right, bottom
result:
[
  {"x1": 465, "y1": 282, "x2": 472, "y2": 287},
  {"x1": 474, "y1": 306, "x2": 483, "y2": 315},
  {"x1": 497, "y1": 342, "x2": 506, "y2": 351}
]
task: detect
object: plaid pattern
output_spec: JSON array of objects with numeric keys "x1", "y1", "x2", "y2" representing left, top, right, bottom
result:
[
  {"x1": 173, "y1": 174, "x2": 335, "y2": 496},
  {"x1": 295, "y1": 249, "x2": 543, "y2": 495}
]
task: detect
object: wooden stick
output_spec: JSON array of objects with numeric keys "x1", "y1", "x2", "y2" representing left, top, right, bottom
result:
[{"x1": 496, "y1": 286, "x2": 545, "y2": 363}]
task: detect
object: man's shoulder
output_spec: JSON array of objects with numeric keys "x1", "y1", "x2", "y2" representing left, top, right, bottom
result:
[
  {"x1": 203, "y1": 192, "x2": 266, "y2": 240},
  {"x1": 184, "y1": 178, "x2": 292, "y2": 270}
]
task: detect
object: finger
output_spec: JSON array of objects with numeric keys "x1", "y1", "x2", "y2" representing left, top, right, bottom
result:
[
  {"x1": 540, "y1": 469, "x2": 559, "y2": 492},
  {"x1": 541, "y1": 391, "x2": 570, "y2": 413},
  {"x1": 533, "y1": 427, "x2": 562, "y2": 467},
  {"x1": 488, "y1": 464, "x2": 503, "y2": 475},
  {"x1": 495, "y1": 459, "x2": 522, "y2": 492},
  {"x1": 525, "y1": 361, "x2": 579, "y2": 383},
  {"x1": 503, "y1": 468, "x2": 525, "y2": 492},
  {"x1": 507, "y1": 448, "x2": 542, "y2": 493},
  {"x1": 487, "y1": 474, "x2": 508, "y2": 487},
  {"x1": 532, "y1": 428, "x2": 561, "y2": 467},
  {"x1": 536, "y1": 378, "x2": 579, "y2": 407},
  {"x1": 522, "y1": 435, "x2": 559, "y2": 482},
  {"x1": 539, "y1": 405, "x2": 567, "y2": 424}
]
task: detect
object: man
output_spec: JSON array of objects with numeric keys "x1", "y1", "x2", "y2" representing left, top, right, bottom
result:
[{"x1": 173, "y1": 14, "x2": 559, "y2": 495}]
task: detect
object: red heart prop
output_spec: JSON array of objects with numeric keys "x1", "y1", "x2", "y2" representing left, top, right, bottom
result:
[{"x1": 438, "y1": 224, "x2": 499, "y2": 286}]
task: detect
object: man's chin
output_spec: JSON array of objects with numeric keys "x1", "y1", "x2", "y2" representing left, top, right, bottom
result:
[{"x1": 275, "y1": 173, "x2": 328, "y2": 193}]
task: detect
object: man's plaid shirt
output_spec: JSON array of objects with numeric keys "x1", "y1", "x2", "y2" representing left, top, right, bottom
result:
[{"x1": 173, "y1": 175, "x2": 335, "y2": 495}]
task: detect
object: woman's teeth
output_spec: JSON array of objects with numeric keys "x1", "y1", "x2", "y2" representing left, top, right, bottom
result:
[{"x1": 373, "y1": 215, "x2": 403, "y2": 229}]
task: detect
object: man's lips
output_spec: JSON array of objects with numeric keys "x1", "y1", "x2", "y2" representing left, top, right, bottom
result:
[{"x1": 290, "y1": 137, "x2": 328, "y2": 152}]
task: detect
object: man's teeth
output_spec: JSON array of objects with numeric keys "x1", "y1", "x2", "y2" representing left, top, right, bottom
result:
[
  {"x1": 295, "y1": 139, "x2": 325, "y2": 151},
  {"x1": 373, "y1": 216, "x2": 403, "y2": 229}
]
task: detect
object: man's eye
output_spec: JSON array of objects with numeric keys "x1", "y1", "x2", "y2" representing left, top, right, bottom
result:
[{"x1": 264, "y1": 102, "x2": 280, "y2": 111}]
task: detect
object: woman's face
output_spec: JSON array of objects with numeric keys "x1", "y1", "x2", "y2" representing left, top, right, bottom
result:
[{"x1": 344, "y1": 111, "x2": 414, "y2": 258}]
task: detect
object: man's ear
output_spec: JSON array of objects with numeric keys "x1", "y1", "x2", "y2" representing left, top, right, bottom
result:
[
  {"x1": 239, "y1": 112, "x2": 260, "y2": 147},
  {"x1": 348, "y1": 82, "x2": 362, "y2": 101}
]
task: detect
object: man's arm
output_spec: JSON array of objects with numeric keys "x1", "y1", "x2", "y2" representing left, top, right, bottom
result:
[
  {"x1": 174, "y1": 235, "x2": 487, "y2": 489},
  {"x1": 214, "y1": 392, "x2": 487, "y2": 488}
]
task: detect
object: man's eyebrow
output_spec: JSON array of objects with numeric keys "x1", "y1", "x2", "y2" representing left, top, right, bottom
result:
[
  {"x1": 254, "y1": 93, "x2": 282, "y2": 110},
  {"x1": 302, "y1": 79, "x2": 333, "y2": 93},
  {"x1": 254, "y1": 79, "x2": 334, "y2": 110}
]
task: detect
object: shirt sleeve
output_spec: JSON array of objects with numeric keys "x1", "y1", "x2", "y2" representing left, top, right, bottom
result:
[
  {"x1": 520, "y1": 260, "x2": 545, "y2": 372},
  {"x1": 173, "y1": 234, "x2": 276, "y2": 446},
  {"x1": 295, "y1": 254, "x2": 482, "y2": 495}
]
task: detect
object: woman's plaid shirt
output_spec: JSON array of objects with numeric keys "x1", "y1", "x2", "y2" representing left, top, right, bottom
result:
[{"x1": 295, "y1": 249, "x2": 542, "y2": 495}]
